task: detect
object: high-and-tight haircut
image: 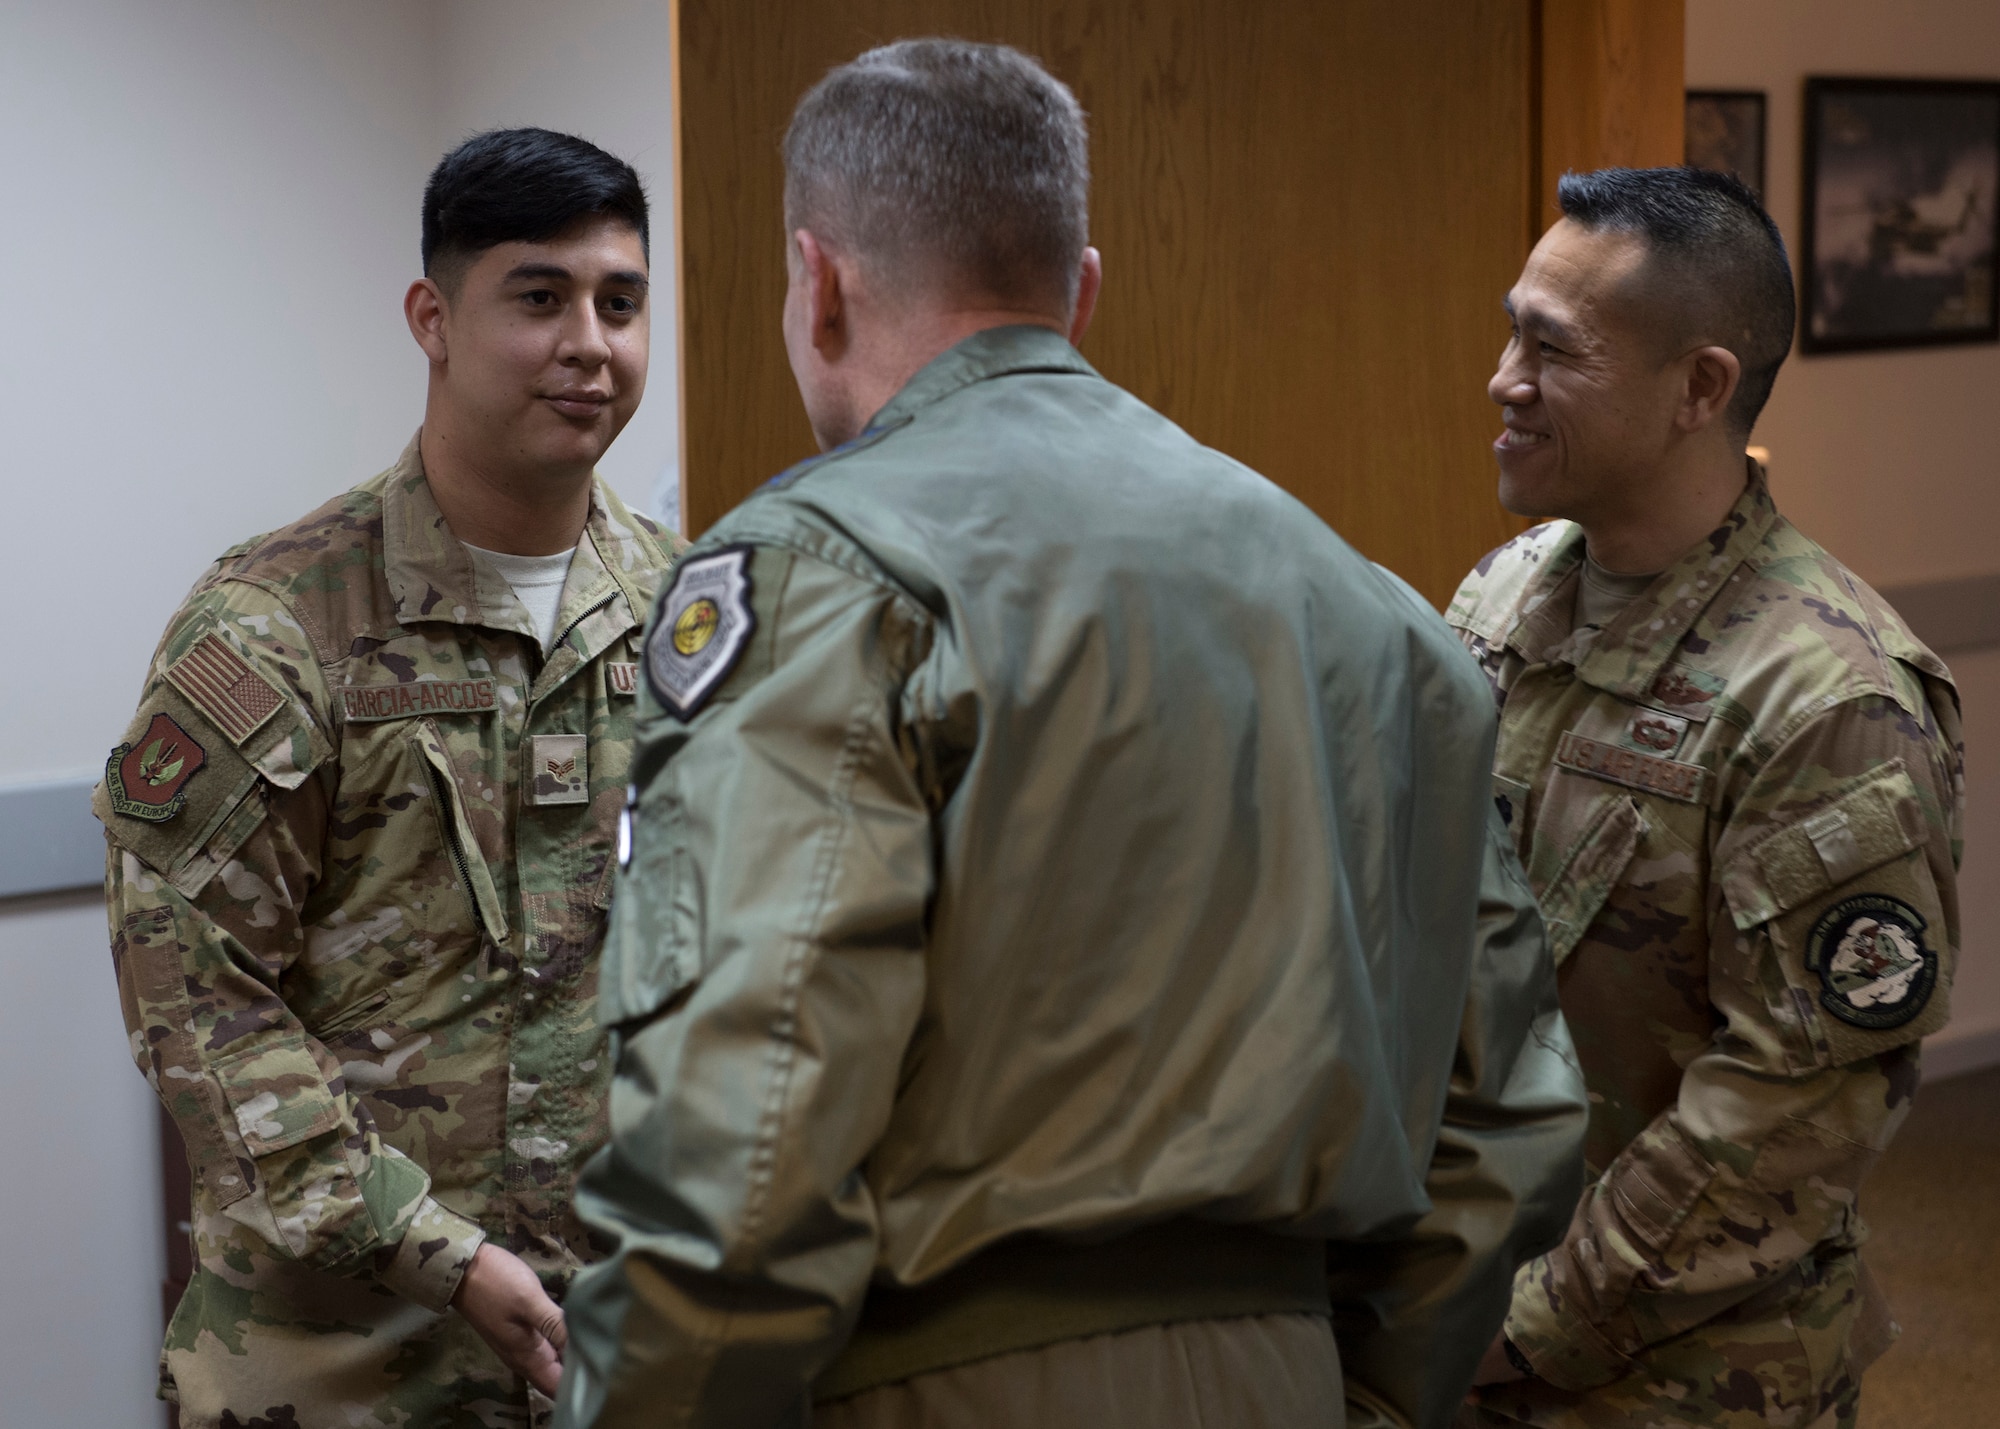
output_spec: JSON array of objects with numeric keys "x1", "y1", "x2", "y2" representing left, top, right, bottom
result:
[
  {"x1": 421, "y1": 127, "x2": 649, "y2": 293},
  {"x1": 783, "y1": 39, "x2": 1091, "y2": 311},
  {"x1": 1558, "y1": 166, "x2": 1796, "y2": 437}
]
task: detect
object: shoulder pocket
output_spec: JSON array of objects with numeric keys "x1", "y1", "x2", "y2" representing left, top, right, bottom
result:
[
  {"x1": 1721, "y1": 762, "x2": 1949, "y2": 1066},
  {"x1": 1721, "y1": 761, "x2": 1925, "y2": 931}
]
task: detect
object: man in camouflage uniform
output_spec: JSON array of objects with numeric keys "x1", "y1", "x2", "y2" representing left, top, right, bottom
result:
[
  {"x1": 1454, "y1": 168, "x2": 1962, "y2": 1429},
  {"x1": 96, "y1": 129, "x2": 676, "y2": 1427},
  {"x1": 556, "y1": 41, "x2": 1587, "y2": 1429}
]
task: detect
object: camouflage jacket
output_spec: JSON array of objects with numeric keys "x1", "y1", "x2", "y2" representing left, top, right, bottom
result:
[
  {"x1": 1446, "y1": 466, "x2": 1962, "y2": 1397},
  {"x1": 96, "y1": 437, "x2": 676, "y2": 1428}
]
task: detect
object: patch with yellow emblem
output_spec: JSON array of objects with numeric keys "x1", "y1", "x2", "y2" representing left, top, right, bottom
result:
[{"x1": 645, "y1": 546, "x2": 755, "y2": 719}]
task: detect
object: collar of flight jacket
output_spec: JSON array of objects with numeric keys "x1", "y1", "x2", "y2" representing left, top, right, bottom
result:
[
  {"x1": 864, "y1": 323, "x2": 1101, "y2": 434},
  {"x1": 1471, "y1": 458, "x2": 1780, "y2": 703},
  {"x1": 379, "y1": 433, "x2": 656, "y2": 685}
]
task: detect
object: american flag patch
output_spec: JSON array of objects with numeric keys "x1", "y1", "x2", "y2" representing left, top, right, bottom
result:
[{"x1": 165, "y1": 633, "x2": 285, "y2": 746}]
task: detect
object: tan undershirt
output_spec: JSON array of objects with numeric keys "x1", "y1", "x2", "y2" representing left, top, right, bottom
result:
[{"x1": 1573, "y1": 553, "x2": 1660, "y2": 634}]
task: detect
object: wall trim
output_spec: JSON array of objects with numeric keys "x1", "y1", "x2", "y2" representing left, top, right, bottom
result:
[
  {"x1": 0, "y1": 776, "x2": 104, "y2": 901},
  {"x1": 1880, "y1": 573, "x2": 2000, "y2": 655},
  {"x1": 1924, "y1": 1026, "x2": 2000, "y2": 1083}
]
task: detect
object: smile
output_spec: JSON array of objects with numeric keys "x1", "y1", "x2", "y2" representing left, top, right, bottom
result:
[
  {"x1": 543, "y1": 393, "x2": 610, "y2": 418},
  {"x1": 1496, "y1": 428, "x2": 1550, "y2": 449}
]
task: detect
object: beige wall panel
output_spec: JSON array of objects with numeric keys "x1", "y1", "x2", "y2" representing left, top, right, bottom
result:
[{"x1": 676, "y1": 0, "x2": 1535, "y2": 607}]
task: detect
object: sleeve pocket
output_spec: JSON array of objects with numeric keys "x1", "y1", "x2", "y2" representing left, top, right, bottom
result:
[
  {"x1": 212, "y1": 1034, "x2": 343, "y2": 1157},
  {"x1": 598, "y1": 794, "x2": 702, "y2": 1028},
  {"x1": 1721, "y1": 761, "x2": 1925, "y2": 930}
]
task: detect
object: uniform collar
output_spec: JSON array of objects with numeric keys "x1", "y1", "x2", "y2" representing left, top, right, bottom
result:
[
  {"x1": 1504, "y1": 459, "x2": 1779, "y2": 702},
  {"x1": 864, "y1": 323, "x2": 1099, "y2": 433},
  {"x1": 381, "y1": 431, "x2": 657, "y2": 650}
]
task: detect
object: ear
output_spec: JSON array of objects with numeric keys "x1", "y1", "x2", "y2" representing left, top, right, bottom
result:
[
  {"x1": 1068, "y1": 247, "x2": 1103, "y2": 346},
  {"x1": 405, "y1": 279, "x2": 450, "y2": 365},
  {"x1": 794, "y1": 229, "x2": 846, "y2": 358},
  {"x1": 1677, "y1": 345, "x2": 1741, "y2": 434}
]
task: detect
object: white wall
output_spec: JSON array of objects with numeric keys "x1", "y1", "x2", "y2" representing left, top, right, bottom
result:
[
  {"x1": 1686, "y1": 0, "x2": 2000, "y2": 1071},
  {"x1": 0, "y1": 5, "x2": 678, "y2": 1424}
]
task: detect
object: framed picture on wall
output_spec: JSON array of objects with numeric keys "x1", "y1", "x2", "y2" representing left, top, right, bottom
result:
[
  {"x1": 1686, "y1": 90, "x2": 1766, "y2": 198},
  {"x1": 1801, "y1": 77, "x2": 2000, "y2": 353}
]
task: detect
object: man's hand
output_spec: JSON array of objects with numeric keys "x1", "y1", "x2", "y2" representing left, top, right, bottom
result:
[
  {"x1": 451, "y1": 1242, "x2": 567, "y2": 1396},
  {"x1": 1471, "y1": 1331, "x2": 1529, "y2": 1387}
]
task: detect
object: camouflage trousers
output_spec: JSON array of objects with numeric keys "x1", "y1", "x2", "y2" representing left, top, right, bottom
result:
[{"x1": 1459, "y1": 1255, "x2": 1886, "y2": 1429}]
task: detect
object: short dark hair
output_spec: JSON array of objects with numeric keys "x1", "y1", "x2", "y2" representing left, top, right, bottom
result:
[
  {"x1": 1558, "y1": 166, "x2": 1795, "y2": 436},
  {"x1": 421, "y1": 127, "x2": 649, "y2": 291},
  {"x1": 783, "y1": 39, "x2": 1090, "y2": 309}
]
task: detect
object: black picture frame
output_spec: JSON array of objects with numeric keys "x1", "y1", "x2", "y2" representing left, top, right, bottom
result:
[
  {"x1": 1801, "y1": 76, "x2": 2000, "y2": 354},
  {"x1": 1686, "y1": 90, "x2": 1766, "y2": 198}
]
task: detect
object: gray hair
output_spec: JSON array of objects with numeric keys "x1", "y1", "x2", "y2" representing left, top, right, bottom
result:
[{"x1": 783, "y1": 39, "x2": 1090, "y2": 309}]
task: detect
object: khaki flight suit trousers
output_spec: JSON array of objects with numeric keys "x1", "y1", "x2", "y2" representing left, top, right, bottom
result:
[{"x1": 816, "y1": 1314, "x2": 1343, "y2": 1429}]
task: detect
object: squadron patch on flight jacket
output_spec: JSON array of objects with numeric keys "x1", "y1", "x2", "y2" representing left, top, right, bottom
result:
[
  {"x1": 105, "y1": 712, "x2": 208, "y2": 822},
  {"x1": 1807, "y1": 894, "x2": 1938, "y2": 1030},
  {"x1": 646, "y1": 546, "x2": 755, "y2": 720}
]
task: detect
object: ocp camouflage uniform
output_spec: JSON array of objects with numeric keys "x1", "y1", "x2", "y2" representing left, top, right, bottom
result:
[
  {"x1": 95, "y1": 438, "x2": 676, "y2": 1429},
  {"x1": 1447, "y1": 464, "x2": 1962, "y2": 1429}
]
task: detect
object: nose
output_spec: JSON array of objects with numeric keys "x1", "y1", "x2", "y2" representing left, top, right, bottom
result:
[
  {"x1": 1488, "y1": 343, "x2": 1536, "y2": 409},
  {"x1": 558, "y1": 303, "x2": 613, "y2": 370}
]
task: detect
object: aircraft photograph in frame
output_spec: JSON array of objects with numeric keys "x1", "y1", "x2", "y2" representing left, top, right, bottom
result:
[{"x1": 1801, "y1": 77, "x2": 1999, "y2": 354}]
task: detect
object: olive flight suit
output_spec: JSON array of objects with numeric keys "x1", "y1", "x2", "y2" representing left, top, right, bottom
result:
[
  {"x1": 1449, "y1": 465, "x2": 1962, "y2": 1429},
  {"x1": 97, "y1": 438, "x2": 677, "y2": 1428},
  {"x1": 556, "y1": 326, "x2": 1589, "y2": 1429}
]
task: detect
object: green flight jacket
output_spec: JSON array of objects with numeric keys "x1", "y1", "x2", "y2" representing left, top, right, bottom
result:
[
  {"x1": 97, "y1": 438, "x2": 676, "y2": 1426},
  {"x1": 558, "y1": 327, "x2": 1588, "y2": 1429}
]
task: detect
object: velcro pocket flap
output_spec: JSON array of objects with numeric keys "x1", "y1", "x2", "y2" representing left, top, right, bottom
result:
[
  {"x1": 1535, "y1": 793, "x2": 1647, "y2": 966},
  {"x1": 1723, "y1": 761, "x2": 1925, "y2": 930},
  {"x1": 211, "y1": 1033, "x2": 342, "y2": 1157}
]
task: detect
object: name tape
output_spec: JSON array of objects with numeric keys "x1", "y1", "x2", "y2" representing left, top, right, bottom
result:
[
  {"x1": 341, "y1": 679, "x2": 497, "y2": 723},
  {"x1": 1555, "y1": 730, "x2": 1708, "y2": 804}
]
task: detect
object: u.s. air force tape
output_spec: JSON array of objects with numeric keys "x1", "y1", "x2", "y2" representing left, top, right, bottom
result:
[{"x1": 645, "y1": 546, "x2": 755, "y2": 720}]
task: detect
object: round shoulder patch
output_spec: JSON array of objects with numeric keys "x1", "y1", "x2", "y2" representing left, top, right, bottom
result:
[
  {"x1": 1806, "y1": 894, "x2": 1938, "y2": 1030},
  {"x1": 645, "y1": 545, "x2": 756, "y2": 720}
]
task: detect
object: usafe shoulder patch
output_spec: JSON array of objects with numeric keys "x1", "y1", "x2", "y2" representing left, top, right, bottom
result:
[
  {"x1": 1807, "y1": 894, "x2": 1938, "y2": 1029},
  {"x1": 1555, "y1": 730, "x2": 1709, "y2": 804},
  {"x1": 606, "y1": 662, "x2": 639, "y2": 696},
  {"x1": 105, "y1": 712, "x2": 208, "y2": 822},
  {"x1": 645, "y1": 546, "x2": 755, "y2": 720},
  {"x1": 341, "y1": 678, "x2": 497, "y2": 723},
  {"x1": 165, "y1": 634, "x2": 285, "y2": 746}
]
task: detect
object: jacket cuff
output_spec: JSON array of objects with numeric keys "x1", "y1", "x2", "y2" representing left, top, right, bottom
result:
[
  {"x1": 377, "y1": 1196, "x2": 487, "y2": 1312},
  {"x1": 1503, "y1": 1254, "x2": 1633, "y2": 1392}
]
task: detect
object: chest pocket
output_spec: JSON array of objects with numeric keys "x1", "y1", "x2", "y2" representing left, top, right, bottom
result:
[
  {"x1": 412, "y1": 719, "x2": 510, "y2": 946},
  {"x1": 1531, "y1": 787, "x2": 1647, "y2": 965}
]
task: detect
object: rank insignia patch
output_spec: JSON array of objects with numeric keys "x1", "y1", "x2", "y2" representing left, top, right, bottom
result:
[
  {"x1": 1807, "y1": 894, "x2": 1938, "y2": 1029},
  {"x1": 528, "y1": 733, "x2": 588, "y2": 806},
  {"x1": 646, "y1": 546, "x2": 755, "y2": 719},
  {"x1": 105, "y1": 713, "x2": 208, "y2": 822}
]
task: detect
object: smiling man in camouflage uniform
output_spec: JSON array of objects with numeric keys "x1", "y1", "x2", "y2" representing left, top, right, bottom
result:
[
  {"x1": 96, "y1": 129, "x2": 677, "y2": 1427},
  {"x1": 1453, "y1": 168, "x2": 1962, "y2": 1429}
]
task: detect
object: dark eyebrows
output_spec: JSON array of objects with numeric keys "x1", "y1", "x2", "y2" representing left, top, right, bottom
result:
[
  {"x1": 1503, "y1": 292, "x2": 1578, "y2": 349},
  {"x1": 501, "y1": 261, "x2": 650, "y2": 293}
]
